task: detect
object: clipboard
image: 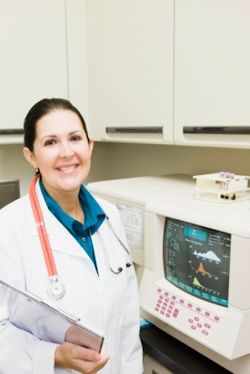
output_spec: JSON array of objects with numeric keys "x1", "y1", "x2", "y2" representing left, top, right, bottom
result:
[{"x1": 0, "y1": 279, "x2": 104, "y2": 353}]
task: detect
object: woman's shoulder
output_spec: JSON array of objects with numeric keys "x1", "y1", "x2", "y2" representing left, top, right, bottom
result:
[
  {"x1": 0, "y1": 195, "x2": 29, "y2": 220},
  {"x1": 93, "y1": 195, "x2": 119, "y2": 215}
]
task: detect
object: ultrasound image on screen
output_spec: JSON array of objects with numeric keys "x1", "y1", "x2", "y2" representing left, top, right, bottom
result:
[{"x1": 163, "y1": 218, "x2": 230, "y2": 307}]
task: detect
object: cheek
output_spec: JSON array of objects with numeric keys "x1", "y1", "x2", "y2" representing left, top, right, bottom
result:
[
  {"x1": 78, "y1": 148, "x2": 92, "y2": 163},
  {"x1": 35, "y1": 150, "x2": 55, "y2": 168}
]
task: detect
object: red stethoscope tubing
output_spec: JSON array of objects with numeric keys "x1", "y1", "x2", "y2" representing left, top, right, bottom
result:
[{"x1": 29, "y1": 176, "x2": 57, "y2": 277}]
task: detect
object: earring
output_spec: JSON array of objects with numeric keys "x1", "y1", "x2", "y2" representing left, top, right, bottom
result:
[{"x1": 35, "y1": 168, "x2": 40, "y2": 175}]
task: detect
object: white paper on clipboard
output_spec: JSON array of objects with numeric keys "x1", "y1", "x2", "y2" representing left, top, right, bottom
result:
[{"x1": 0, "y1": 279, "x2": 104, "y2": 353}]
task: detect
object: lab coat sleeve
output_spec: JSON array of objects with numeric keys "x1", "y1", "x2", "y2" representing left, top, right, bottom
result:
[
  {"x1": 115, "y1": 218, "x2": 143, "y2": 373},
  {"x1": 120, "y1": 265, "x2": 143, "y2": 373},
  {"x1": 98, "y1": 197, "x2": 143, "y2": 373},
  {"x1": 0, "y1": 288, "x2": 59, "y2": 374},
  {"x1": 0, "y1": 317, "x2": 58, "y2": 374},
  {"x1": 0, "y1": 205, "x2": 59, "y2": 374}
]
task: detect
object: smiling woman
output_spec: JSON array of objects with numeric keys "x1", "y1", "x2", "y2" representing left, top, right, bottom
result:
[
  {"x1": 0, "y1": 98, "x2": 143, "y2": 374},
  {"x1": 23, "y1": 106, "x2": 94, "y2": 218}
]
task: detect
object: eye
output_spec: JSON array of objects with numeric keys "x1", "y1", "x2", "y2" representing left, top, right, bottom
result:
[
  {"x1": 44, "y1": 138, "x2": 57, "y2": 146},
  {"x1": 70, "y1": 135, "x2": 82, "y2": 142}
]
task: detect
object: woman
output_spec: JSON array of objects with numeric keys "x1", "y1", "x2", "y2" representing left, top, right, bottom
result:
[{"x1": 0, "y1": 98, "x2": 143, "y2": 373}]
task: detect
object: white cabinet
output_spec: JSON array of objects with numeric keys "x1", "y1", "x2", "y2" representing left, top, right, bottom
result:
[
  {"x1": 174, "y1": 0, "x2": 250, "y2": 148},
  {"x1": 86, "y1": 0, "x2": 174, "y2": 144},
  {"x1": 0, "y1": 0, "x2": 88, "y2": 144}
]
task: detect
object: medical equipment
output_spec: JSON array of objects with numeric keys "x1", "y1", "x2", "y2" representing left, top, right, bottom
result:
[
  {"x1": 194, "y1": 172, "x2": 250, "y2": 202},
  {"x1": 28, "y1": 176, "x2": 133, "y2": 300},
  {"x1": 106, "y1": 217, "x2": 133, "y2": 273},
  {"x1": 139, "y1": 182, "x2": 250, "y2": 374},
  {"x1": 29, "y1": 176, "x2": 66, "y2": 300},
  {"x1": 88, "y1": 174, "x2": 194, "y2": 269}
]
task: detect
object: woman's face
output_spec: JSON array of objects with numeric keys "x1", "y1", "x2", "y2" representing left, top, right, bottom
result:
[{"x1": 23, "y1": 109, "x2": 94, "y2": 196}]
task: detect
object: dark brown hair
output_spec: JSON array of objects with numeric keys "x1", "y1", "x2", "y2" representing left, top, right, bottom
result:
[{"x1": 24, "y1": 98, "x2": 89, "y2": 151}]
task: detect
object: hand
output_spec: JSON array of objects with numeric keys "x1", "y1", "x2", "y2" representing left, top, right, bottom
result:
[{"x1": 55, "y1": 342, "x2": 109, "y2": 373}]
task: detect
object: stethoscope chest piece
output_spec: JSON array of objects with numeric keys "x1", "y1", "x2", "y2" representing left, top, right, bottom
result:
[{"x1": 47, "y1": 277, "x2": 66, "y2": 300}]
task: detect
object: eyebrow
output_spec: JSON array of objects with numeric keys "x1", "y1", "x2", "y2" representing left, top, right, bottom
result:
[{"x1": 40, "y1": 130, "x2": 84, "y2": 140}]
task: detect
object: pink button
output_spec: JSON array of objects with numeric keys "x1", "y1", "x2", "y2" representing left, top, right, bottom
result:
[
  {"x1": 204, "y1": 323, "x2": 211, "y2": 329},
  {"x1": 188, "y1": 303, "x2": 193, "y2": 308},
  {"x1": 188, "y1": 318, "x2": 193, "y2": 323},
  {"x1": 214, "y1": 316, "x2": 220, "y2": 322},
  {"x1": 197, "y1": 323, "x2": 202, "y2": 328},
  {"x1": 196, "y1": 307, "x2": 201, "y2": 312},
  {"x1": 164, "y1": 292, "x2": 169, "y2": 296},
  {"x1": 194, "y1": 316, "x2": 199, "y2": 321},
  {"x1": 180, "y1": 299, "x2": 184, "y2": 303},
  {"x1": 165, "y1": 313, "x2": 170, "y2": 318},
  {"x1": 170, "y1": 301, "x2": 175, "y2": 305},
  {"x1": 205, "y1": 311, "x2": 210, "y2": 316},
  {"x1": 157, "y1": 288, "x2": 161, "y2": 293},
  {"x1": 191, "y1": 325, "x2": 196, "y2": 330},
  {"x1": 202, "y1": 330, "x2": 208, "y2": 336},
  {"x1": 172, "y1": 295, "x2": 176, "y2": 300},
  {"x1": 155, "y1": 308, "x2": 159, "y2": 312}
]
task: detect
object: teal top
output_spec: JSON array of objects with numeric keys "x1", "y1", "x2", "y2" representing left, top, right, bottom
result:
[{"x1": 39, "y1": 178, "x2": 105, "y2": 272}]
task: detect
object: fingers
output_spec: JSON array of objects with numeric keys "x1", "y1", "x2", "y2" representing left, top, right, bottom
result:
[
  {"x1": 55, "y1": 342, "x2": 109, "y2": 373},
  {"x1": 73, "y1": 354, "x2": 109, "y2": 374},
  {"x1": 70, "y1": 344, "x2": 101, "y2": 362}
]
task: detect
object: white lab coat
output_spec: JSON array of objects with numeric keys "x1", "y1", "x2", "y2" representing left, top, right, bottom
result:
[{"x1": 0, "y1": 181, "x2": 143, "y2": 374}]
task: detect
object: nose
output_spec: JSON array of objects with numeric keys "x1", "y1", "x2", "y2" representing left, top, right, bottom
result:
[{"x1": 59, "y1": 141, "x2": 74, "y2": 158}]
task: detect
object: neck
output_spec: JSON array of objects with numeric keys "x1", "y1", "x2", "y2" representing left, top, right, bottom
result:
[
  {"x1": 55, "y1": 193, "x2": 84, "y2": 223},
  {"x1": 41, "y1": 181, "x2": 84, "y2": 223}
]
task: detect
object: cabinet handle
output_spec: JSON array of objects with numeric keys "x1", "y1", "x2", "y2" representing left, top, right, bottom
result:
[
  {"x1": 183, "y1": 126, "x2": 250, "y2": 134},
  {"x1": 0, "y1": 129, "x2": 24, "y2": 135},
  {"x1": 106, "y1": 126, "x2": 163, "y2": 134}
]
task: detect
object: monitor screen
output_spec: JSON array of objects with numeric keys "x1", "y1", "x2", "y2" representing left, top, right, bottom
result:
[
  {"x1": 163, "y1": 217, "x2": 231, "y2": 307},
  {"x1": 0, "y1": 180, "x2": 20, "y2": 208}
]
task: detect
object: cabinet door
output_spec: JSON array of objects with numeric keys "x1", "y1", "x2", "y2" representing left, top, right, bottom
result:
[
  {"x1": 86, "y1": 0, "x2": 174, "y2": 144},
  {"x1": 174, "y1": 0, "x2": 250, "y2": 148},
  {"x1": 66, "y1": 0, "x2": 89, "y2": 126},
  {"x1": 0, "y1": 0, "x2": 68, "y2": 133}
]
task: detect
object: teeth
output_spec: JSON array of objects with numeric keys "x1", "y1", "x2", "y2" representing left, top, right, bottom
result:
[{"x1": 58, "y1": 165, "x2": 76, "y2": 172}]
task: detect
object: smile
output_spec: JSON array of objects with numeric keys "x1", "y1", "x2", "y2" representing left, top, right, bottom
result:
[{"x1": 56, "y1": 164, "x2": 79, "y2": 173}]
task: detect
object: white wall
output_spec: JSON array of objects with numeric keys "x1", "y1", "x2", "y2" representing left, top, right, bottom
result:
[{"x1": 1, "y1": 142, "x2": 250, "y2": 196}]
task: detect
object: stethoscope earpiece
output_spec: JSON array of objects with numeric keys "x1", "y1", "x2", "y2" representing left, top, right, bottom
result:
[{"x1": 110, "y1": 266, "x2": 123, "y2": 274}]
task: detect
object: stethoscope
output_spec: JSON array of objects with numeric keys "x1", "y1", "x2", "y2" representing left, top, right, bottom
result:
[{"x1": 29, "y1": 176, "x2": 133, "y2": 300}]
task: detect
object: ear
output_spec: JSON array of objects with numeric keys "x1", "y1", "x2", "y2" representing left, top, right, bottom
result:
[
  {"x1": 89, "y1": 139, "x2": 94, "y2": 157},
  {"x1": 23, "y1": 147, "x2": 38, "y2": 169}
]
